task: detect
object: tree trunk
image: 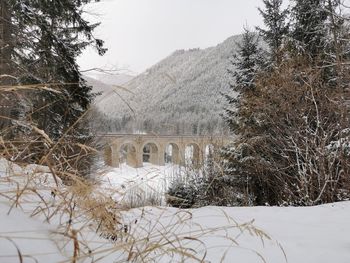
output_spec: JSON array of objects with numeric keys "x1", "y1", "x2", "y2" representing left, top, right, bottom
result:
[
  {"x1": 0, "y1": 0, "x2": 12, "y2": 79},
  {"x1": 0, "y1": 0, "x2": 14, "y2": 132}
]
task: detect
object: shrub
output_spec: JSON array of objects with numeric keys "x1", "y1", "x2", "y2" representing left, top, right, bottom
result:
[{"x1": 166, "y1": 179, "x2": 199, "y2": 208}]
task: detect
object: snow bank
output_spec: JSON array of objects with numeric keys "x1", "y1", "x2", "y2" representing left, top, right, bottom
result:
[
  {"x1": 0, "y1": 158, "x2": 66, "y2": 262},
  {"x1": 1, "y1": 159, "x2": 350, "y2": 263},
  {"x1": 0, "y1": 202, "x2": 66, "y2": 263},
  {"x1": 0, "y1": 158, "x2": 118, "y2": 263},
  {"x1": 103, "y1": 163, "x2": 350, "y2": 263},
  {"x1": 118, "y1": 202, "x2": 350, "y2": 263}
]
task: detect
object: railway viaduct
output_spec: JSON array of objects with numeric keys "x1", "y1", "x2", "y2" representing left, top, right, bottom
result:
[{"x1": 101, "y1": 134, "x2": 231, "y2": 168}]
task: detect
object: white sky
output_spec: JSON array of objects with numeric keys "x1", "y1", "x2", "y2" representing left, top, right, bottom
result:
[{"x1": 78, "y1": 0, "x2": 266, "y2": 74}]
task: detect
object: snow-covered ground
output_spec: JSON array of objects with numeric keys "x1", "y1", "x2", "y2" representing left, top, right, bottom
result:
[
  {"x1": 121, "y1": 202, "x2": 350, "y2": 263},
  {"x1": 1, "y1": 159, "x2": 350, "y2": 262},
  {"x1": 0, "y1": 158, "x2": 120, "y2": 263},
  {"x1": 100, "y1": 163, "x2": 189, "y2": 206},
  {"x1": 101, "y1": 163, "x2": 180, "y2": 192},
  {"x1": 100, "y1": 163, "x2": 350, "y2": 262}
]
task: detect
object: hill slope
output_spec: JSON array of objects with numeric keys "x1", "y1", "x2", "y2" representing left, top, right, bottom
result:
[{"x1": 93, "y1": 35, "x2": 242, "y2": 135}]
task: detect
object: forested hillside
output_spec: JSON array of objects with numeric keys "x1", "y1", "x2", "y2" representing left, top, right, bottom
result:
[{"x1": 90, "y1": 35, "x2": 243, "y2": 135}]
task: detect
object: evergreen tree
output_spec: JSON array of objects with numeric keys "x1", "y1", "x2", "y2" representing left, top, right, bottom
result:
[
  {"x1": 291, "y1": 0, "x2": 346, "y2": 83},
  {"x1": 0, "y1": 1, "x2": 16, "y2": 132},
  {"x1": 322, "y1": 0, "x2": 349, "y2": 86},
  {"x1": 4, "y1": 0, "x2": 106, "y2": 139},
  {"x1": 222, "y1": 29, "x2": 269, "y2": 205},
  {"x1": 291, "y1": 0, "x2": 328, "y2": 61},
  {"x1": 223, "y1": 28, "x2": 264, "y2": 133},
  {"x1": 257, "y1": 0, "x2": 289, "y2": 65},
  {"x1": 0, "y1": 1, "x2": 11, "y2": 79}
]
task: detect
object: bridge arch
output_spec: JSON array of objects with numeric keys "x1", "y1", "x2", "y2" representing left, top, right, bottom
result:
[
  {"x1": 165, "y1": 142, "x2": 182, "y2": 165},
  {"x1": 204, "y1": 143, "x2": 215, "y2": 156},
  {"x1": 204, "y1": 143, "x2": 216, "y2": 165},
  {"x1": 185, "y1": 142, "x2": 202, "y2": 167},
  {"x1": 119, "y1": 142, "x2": 142, "y2": 168},
  {"x1": 141, "y1": 140, "x2": 161, "y2": 152},
  {"x1": 142, "y1": 141, "x2": 162, "y2": 165}
]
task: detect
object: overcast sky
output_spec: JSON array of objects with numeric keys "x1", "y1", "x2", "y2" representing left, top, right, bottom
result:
[{"x1": 78, "y1": 0, "x2": 267, "y2": 74}]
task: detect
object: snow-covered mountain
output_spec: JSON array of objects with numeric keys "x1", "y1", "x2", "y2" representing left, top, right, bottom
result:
[{"x1": 90, "y1": 35, "x2": 242, "y2": 135}]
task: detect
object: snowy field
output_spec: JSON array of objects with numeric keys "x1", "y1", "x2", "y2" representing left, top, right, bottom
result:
[
  {"x1": 100, "y1": 163, "x2": 183, "y2": 204},
  {"x1": 100, "y1": 163, "x2": 350, "y2": 262},
  {"x1": 101, "y1": 163, "x2": 180, "y2": 194},
  {"x1": 1, "y1": 159, "x2": 350, "y2": 262},
  {"x1": 121, "y1": 202, "x2": 350, "y2": 263}
]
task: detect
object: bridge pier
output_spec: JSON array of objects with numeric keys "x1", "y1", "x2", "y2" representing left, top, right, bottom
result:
[
  {"x1": 158, "y1": 146, "x2": 165, "y2": 166},
  {"x1": 171, "y1": 145, "x2": 182, "y2": 165},
  {"x1": 104, "y1": 146, "x2": 112, "y2": 166},
  {"x1": 111, "y1": 144, "x2": 120, "y2": 168},
  {"x1": 126, "y1": 145, "x2": 143, "y2": 168},
  {"x1": 187, "y1": 143, "x2": 204, "y2": 168},
  {"x1": 193, "y1": 144, "x2": 201, "y2": 168},
  {"x1": 147, "y1": 143, "x2": 165, "y2": 166}
]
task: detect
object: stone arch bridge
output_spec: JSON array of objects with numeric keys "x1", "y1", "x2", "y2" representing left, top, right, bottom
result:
[{"x1": 101, "y1": 134, "x2": 231, "y2": 168}]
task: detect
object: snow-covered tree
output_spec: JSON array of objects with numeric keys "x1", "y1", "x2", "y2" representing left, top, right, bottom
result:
[
  {"x1": 220, "y1": 1, "x2": 350, "y2": 206},
  {"x1": 2, "y1": 0, "x2": 106, "y2": 139},
  {"x1": 290, "y1": 0, "x2": 349, "y2": 84},
  {"x1": 0, "y1": 1, "x2": 11, "y2": 79},
  {"x1": 322, "y1": 0, "x2": 350, "y2": 86},
  {"x1": 291, "y1": 0, "x2": 328, "y2": 61},
  {"x1": 0, "y1": 1, "x2": 16, "y2": 133},
  {"x1": 222, "y1": 29, "x2": 269, "y2": 205},
  {"x1": 223, "y1": 28, "x2": 265, "y2": 134},
  {"x1": 257, "y1": 0, "x2": 289, "y2": 65}
]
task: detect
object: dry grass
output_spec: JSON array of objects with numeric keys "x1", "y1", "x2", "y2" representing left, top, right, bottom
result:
[
  {"x1": 121, "y1": 185, "x2": 163, "y2": 209},
  {"x1": 0, "y1": 164, "x2": 279, "y2": 262}
]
